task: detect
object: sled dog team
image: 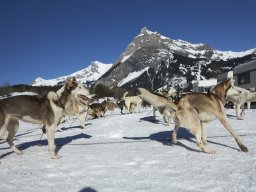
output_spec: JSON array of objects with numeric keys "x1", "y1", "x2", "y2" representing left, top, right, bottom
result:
[{"x1": 0, "y1": 77, "x2": 250, "y2": 159}]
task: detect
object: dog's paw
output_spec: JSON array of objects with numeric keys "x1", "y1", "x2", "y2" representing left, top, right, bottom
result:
[
  {"x1": 240, "y1": 145, "x2": 248, "y2": 152},
  {"x1": 12, "y1": 146, "x2": 23, "y2": 155},
  {"x1": 202, "y1": 139, "x2": 207, "y2": 145},
  {"x1": 204, "y1": 148, "x2": 216, "y2": 154},
  {"x1": 51, "y1": 154, "x2": 62, "y2": 159},
  {"x1": 15, "y1": 150, "x2": 23, "y2": 155}
]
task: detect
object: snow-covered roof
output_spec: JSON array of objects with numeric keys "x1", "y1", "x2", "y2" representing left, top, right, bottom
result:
[{"x1": 193, "y1": 79, "x2": 217, "y2": 87}]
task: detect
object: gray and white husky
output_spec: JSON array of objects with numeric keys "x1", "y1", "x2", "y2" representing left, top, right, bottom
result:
[{"x1": 0, "y1": 77, "x2": 91, "y2": 159}]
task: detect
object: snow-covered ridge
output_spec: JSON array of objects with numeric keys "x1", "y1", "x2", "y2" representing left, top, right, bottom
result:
[
  {"x1": 118, "y1": 67, "x2": 149, "y2": 87},
  {"x1": 33, "y1": 61, "x2": 113, "y2": 86},
  {"x1": 123, "y1": 27, "x2": 256, "y2": 62}
]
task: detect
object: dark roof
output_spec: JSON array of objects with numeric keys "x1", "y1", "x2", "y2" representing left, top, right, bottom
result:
[{"x1": 234, "y1": 60, "x2": 256, "y2": 74}]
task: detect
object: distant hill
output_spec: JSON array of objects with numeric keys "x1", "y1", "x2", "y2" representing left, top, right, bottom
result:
[{"x1": 32, "y1": 61, "x2": 113, "y2": 87}]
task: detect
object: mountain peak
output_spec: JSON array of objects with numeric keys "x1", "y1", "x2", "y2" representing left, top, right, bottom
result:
[
  {"x1": 32, "y1": 61, "x2": 112, "y2": 86},
  {"x1": 140, "y1": 27, "x2": 156, "y2": 35},
  {"x1": 141, "y1": 27, "x2": 149, "y2": 33},
  {"x1": 96, "y1": 28, "x2": 256, "y2": 89}
]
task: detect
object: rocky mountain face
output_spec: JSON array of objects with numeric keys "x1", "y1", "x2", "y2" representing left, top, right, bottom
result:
[
  {"x1": 32, "y1": 27, "x2": 256, "y2": 92},
  {"x1": 95, "y1": 27, "x2": 256, "y2": 91}
]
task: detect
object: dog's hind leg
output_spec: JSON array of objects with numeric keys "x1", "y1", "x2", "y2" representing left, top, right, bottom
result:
[
  {"x1": 0, "y1": 114, "x2": 8, "y2": 139},
  {"x1": 175, "y1": 109, "x2": 215, "y2": 153},
  {"x1": 6, "y1": 119, "x2": 23, "y2": 155},
  {"x1": 0, "y1": 125, "x2": 7, "y2": 139},
  {"x1": 218, "y1": 115, "x2": 248, "y2": 152},
  {"x1": 194, "y1": 125, "x2": 216, "y2": 154},
  {"x1": 125, "y1": 101, "x2": 130, "y2": 113},
  {"x1": 171, "y1": 120, "x2": 180, "y2": 143}
]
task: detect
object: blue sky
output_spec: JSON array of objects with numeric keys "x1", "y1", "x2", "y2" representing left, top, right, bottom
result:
[{"x1": 0, "y1": 0, "x2": 255, "y2": 85}]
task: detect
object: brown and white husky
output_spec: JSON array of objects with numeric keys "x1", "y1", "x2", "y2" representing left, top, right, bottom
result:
[{"x1": 138, "y1": 79, "x2": 248, "y2": 154}]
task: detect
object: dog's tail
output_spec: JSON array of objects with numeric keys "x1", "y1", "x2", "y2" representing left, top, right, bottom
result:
[
  {"x1": 138, "y1": 88, "x2": 177, "y2": 111},
  {"x1": 123, "y1": 91, "x2": 129, "y2": 99}
]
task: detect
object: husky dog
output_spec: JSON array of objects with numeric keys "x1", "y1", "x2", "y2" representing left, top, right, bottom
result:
[
  {"x1": 116, "y1": 99, "x2": 126, "y2": 114},
  {"x1": 247, "y1": 88, "x2": 256, "y2": 109},
  {"x1": 139, "y1": 79, "x2": 248, "y2": 153},
  {"x1": 57, "y1": 94, "x2": 93, "y2": 131},
  {"x1": 87, "y1": 102, "x2": 107, "y2": 118},
  {"x1": 157, "y1": 106, "x2": 175, "y2": 126},
  {"x1": 101, "y1": 98, "x2": 117, "y2": 115},
  {"x1": 0, "y1": 77, "x2": 91, "y2": 159},
  {"x1": 155, "y1": 87, "x2": 177, "y2": 100},
  {"x1": 154, "y1": 87, "x2": 177, "y2": 125},
  {"x1": 226, "y1": 86, "x2": 256, "y2": 119},
  {"x1": 123, "y1": 92, "x2": 143, "y2": 113}
]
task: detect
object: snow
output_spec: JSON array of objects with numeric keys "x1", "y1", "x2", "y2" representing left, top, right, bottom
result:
[
  {"x1": 1, "y1": 107, "x2": 256, "y2": 192},
  {"x1": 121, "y1": 53, "x2": 133, "y2": 62},
  {"x1": 212, "y1": 49, "x2": 256, "y2": 61},
  {"x1": 198, "y1": 79, "x2": 217, "y2": 87},
  {"x1": 118, "y1": 67, "x2": 149, "y2": 87},
  {"x1": 138, "y1": 28, "x2": 256, "y2": 61},
  {"x1": 32, "y1": 61, "x2": 112, "y2": 86},
  {"x1": 0, "y1": 92, "x2": 38, "y2": 100}
]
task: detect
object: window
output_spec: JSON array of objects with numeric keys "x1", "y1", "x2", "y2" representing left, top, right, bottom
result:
[{"x1": 237, "y1": 72, "x2": 250, "y2": 85}]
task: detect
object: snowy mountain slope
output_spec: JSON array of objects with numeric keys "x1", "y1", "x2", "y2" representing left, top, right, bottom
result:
[
  {"x1": 32, "y1": 27, "x2": 255, "y2": 90},
  {"x1": 96, "y1": 27, "x2": 256, "y2": 89},
  {"x1": 0, "y1": 108, "x2": 256, "y2": 192},
  {"x1": 32, "y1": 61, "x2": 112, "y2": 86},
  {"x1": 118, "y1": 27, "x2": 256, "y2": 62}
]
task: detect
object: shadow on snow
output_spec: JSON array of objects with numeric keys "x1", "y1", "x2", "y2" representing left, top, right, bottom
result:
[
  {"x1": 123, "y1": 127, "x2": 240, "y2": 152},
  {"x1": 0, "y1": 133, "x2": 92, "y2": 158}
]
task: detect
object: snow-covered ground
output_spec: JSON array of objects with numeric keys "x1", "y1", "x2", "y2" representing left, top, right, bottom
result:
[{"x1": 1, "y1": 107, "x2": 256, "y2": 192}]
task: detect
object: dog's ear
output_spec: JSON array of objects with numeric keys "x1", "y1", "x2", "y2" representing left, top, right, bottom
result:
[
  {"x1": 65, "y1": 77, "x2": 73, "y2": 84},
  {"x1": 229, "y1": 78, "x2": 235, "y2": 86},
  {"x1": 65, "y1": 77, "x2": 76, "y2": 89},
  {"x1": 72, "y1": 77, "x2": 77, "y2": 82}
]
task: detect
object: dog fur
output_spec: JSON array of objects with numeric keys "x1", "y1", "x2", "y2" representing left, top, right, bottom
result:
[
  {"x1": 58, "y1": 93, "x2": 92, "y2": 131},
  {"x1": 0, "y1": 77, "x2": 91, "y2": 159},
  {"x1": 227, "y1": 86, "x2": 256, "y2": 119},
  {"x1": 155, "y1": 87, "x2": 177, "y2": 100},
  {"x1": 139, "y1": 79, "x2": 248, "y2": 153},
  {"x1": 101, "y1": 98, "x2": 117, "y2": 115},
  {"x1": 116, "y1": 99, "x2": 126, "y2": 114},
  {"x1": 87, "y1": 102, "x2": 107, "y2": 118},
  {"x1": 123, "y1": 92, "x2": 143, "y2": 113},
  {"x1": 153, "y1": 87, "x2": 177, "y2": 125},
  {"x1": 157, "y1": 106, "x2": 175, "y2": 126}
]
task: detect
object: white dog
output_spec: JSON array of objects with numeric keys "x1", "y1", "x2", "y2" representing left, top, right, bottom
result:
[
  {"x1": 226, "y1": 86, "x2": 256, "y2": 119},
  {"x1": 123, "y1": 91, "x2": 143, "y2": 113}
]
